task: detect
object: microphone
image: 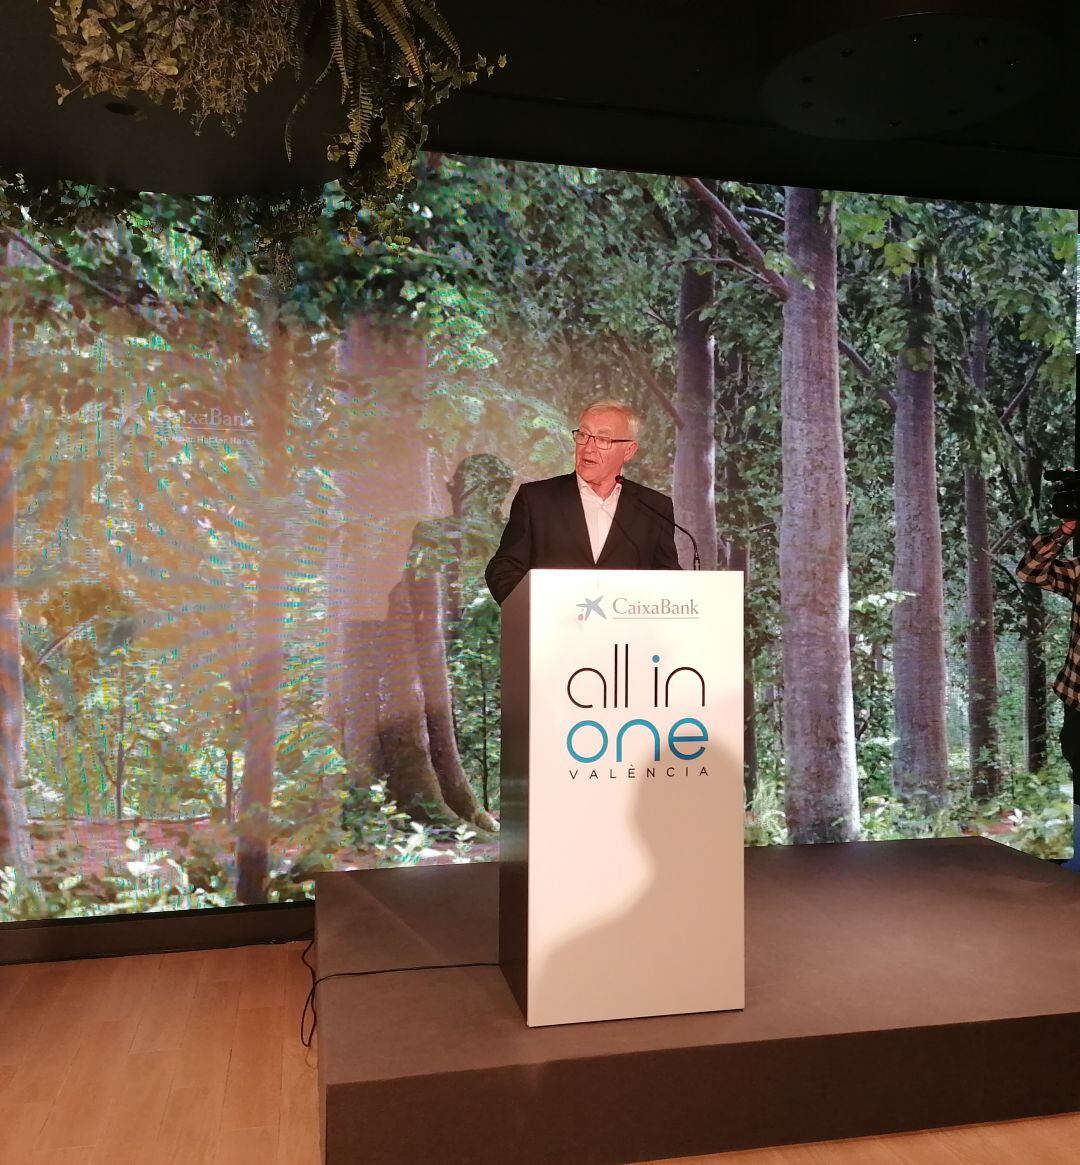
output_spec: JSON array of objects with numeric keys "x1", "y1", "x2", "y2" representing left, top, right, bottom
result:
[{"x1": 616, "y1": 475, "x2": 701, "y2": 570}]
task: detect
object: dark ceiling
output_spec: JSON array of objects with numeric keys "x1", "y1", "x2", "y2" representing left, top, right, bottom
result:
[{"x1": 2, "y1": 1, "x2": 1078, "y2": 208}]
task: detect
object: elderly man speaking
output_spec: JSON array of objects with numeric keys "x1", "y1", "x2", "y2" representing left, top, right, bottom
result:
[{"x1": 485, "y1": 400, "x2": 681, "y2": 605}]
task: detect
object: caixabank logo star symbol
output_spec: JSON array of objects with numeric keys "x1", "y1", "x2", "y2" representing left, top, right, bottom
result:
[{"x1": 576, "y1": 595, "x2": 606, "y2": 622}]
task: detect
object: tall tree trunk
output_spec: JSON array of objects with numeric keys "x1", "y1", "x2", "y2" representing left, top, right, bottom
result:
[
  {"x1": 478, "y1": 655, "x2": 492, "y2": 812},
  {"x1": 0, "y1": 430, "x2": 21, "y2": 872},
  {"x1": 379, "y1": 581, "x2": 461, "y2": 828},
  {"x1": 407, "y1": 571, "x2": 497, "y2": 832},
  {"x1": 114, "y1": 657, "x2": 126, "y2": 822},
  {"x1": 715, "y1": 352, "x2": 755, "y2": 798},
  {"x1": 0, "y1": 241, "x2": 28, "y2": 874},
  {"x1": 326, "y1": 315, "x2": 441, "y2": 789},
  {"x1": 964, "y1": 310, "x2": 1001, "y2": 798},
  {"x1": 341, "y1": 618, "x2": 385, "y2": 785},
  {"x1": 672, "y1": 240, "x2": 717, "y2": 570},
  {"x1": 1020, "y1": 439, "x2": 1048, "y2": 774},
  {"x1": 891, "y1": 264, "x2": 950, "y2": 809},
  {"x1": 779, "y1": 188, "x2": 860, "y2": 843},
  {"x1": 1023, "y1": 584, "x2": 1048, "y2": 773},
  {"x1": 717, "y1": 354, "x2": 757, "y2": 801},
  {"x1": 224, "y1": 749, "x2": 235, "y2": 822},
  {"x1": 728, "y1": 542, "x2": 758, "y2": 804},
  {"x1": 236, "y1": 333, "x2": 288, "y2": 904},
  {"x1": 327, "y1": 314, "x2": 490, "y2": 833},
  {"x1": 324, "y1": 526, "x2": 350, "y2": 740}
]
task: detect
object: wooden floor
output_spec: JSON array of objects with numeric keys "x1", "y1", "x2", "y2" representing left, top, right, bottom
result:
[
  {"x1": 0, "y1": 942, "x2": 1077, "y2": 1165},
  {"x1": 0, "y1": 941, "x2": 318, "y2": 1165}
]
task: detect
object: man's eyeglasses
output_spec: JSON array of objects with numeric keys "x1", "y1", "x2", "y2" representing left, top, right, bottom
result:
[{"x1": 572, "y1": 429, "x2": 634, "y2": 452}]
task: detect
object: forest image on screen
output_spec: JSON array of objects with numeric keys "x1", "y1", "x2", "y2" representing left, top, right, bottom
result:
[{"x1": 0, "y1": 159, "x2": 1075, "y2": 922}]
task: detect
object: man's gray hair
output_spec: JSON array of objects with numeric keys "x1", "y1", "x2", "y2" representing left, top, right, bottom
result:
[{"x1": 579, "y1": 399, "x2": 642, "y2": 441}]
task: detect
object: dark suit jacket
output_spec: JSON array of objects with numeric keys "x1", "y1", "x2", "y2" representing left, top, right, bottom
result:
[{"x1": 485, "y1": 473, "x2": 681, "y2": 604}]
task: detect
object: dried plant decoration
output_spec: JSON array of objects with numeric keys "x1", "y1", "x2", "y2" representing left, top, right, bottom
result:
[{"x1": 44, "y1": 1, "x2": 503, "y2": 209}]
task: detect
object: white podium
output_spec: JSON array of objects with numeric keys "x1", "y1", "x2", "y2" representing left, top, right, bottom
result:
[{"x1": 499, "y1": 568, "x2": 744, "y2": 1027}]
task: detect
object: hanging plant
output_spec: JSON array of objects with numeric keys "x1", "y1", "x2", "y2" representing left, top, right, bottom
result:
[
  {"x1": 44, "y1": 1, "x2": 502, "y2": 206},
  {"x1": 47, "y1": 1, "x2": 295, "y2": 130}
]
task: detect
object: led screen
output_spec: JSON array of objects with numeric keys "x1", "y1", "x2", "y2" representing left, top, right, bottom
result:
[{"x1": 0, "y1": 158, "x2": 1074, "y2": 922}]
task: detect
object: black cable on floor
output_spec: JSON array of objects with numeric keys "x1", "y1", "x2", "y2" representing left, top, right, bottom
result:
[{"x1": 298, "y1": 938, "x2": 499, "y2": 1047}]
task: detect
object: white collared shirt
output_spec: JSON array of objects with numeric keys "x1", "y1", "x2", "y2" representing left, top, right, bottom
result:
[{"x1": 576, "y1": 474, "x2": 622, "y2": 562}]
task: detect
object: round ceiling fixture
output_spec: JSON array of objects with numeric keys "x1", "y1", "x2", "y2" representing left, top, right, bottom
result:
[{"x1": 759, "y1": 0, "x2": 1060, "y2": 140}]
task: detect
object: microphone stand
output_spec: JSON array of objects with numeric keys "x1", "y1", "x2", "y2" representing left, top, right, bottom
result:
[{"x1": 616, "y1": 475, "x2": 701, "y2": 570}]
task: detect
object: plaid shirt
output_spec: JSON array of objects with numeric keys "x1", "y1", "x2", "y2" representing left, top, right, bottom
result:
[{"x1": 1016, "y1": 526, "x2": 1080, "y2": 709}]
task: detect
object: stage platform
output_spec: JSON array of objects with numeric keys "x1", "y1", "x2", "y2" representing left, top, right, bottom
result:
[{"x1": 314, "y1": 837, "x2": 1080, "y2": 1165}]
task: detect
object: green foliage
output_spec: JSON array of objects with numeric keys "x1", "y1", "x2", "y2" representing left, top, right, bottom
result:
[
  {"x1": 0, "y1": 831, "x2": 231, "y2": 922},
  {"x1": 342, "y1": 779, "x2": 412, "y2": 852},
  {"x1": 447, "y1": 592, "x2": 502, "y2": 813},
  {"x1": 375, "y1": 820, "x2": 477, "y2": 866},
  {"x1": 341, "y1": 781, "x2": 478, "y2": 866},
  {"x1": 744, "y1": 769, "x2": 787, "y2": 847},
  {"x1": 967, "y1": 754, "x2": 1072, "y2": 858},
  {"x1": 859, "y1": 793, "x2": 967, "y2": 841},
  {"x1": 986, "y1": 789, "x2": 1073, "y2": 859}
]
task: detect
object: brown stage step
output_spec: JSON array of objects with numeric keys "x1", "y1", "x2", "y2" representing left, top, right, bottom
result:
[{"x1": 314, "y1": 837, "x2": 1080, "y2": 1165}]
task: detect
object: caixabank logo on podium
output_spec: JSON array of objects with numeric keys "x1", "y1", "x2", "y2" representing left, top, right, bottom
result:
[{"x1": 574, "y1": 593, "x2": 701, "y2": 623}]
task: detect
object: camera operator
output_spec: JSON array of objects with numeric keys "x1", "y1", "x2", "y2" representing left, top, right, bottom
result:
[{"x1": 1017, "y1": 515, "x2": 1080, "y2": 871}]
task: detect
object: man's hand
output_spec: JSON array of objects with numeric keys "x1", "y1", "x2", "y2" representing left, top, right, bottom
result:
[{"x1": 1062, "y1": 520, "x2": 1077, "y2": 536}]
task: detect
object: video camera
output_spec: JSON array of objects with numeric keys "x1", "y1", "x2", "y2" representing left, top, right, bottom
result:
[{"x1": 1045, "y1": 469, "x2": 1080, "y2": 521}]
